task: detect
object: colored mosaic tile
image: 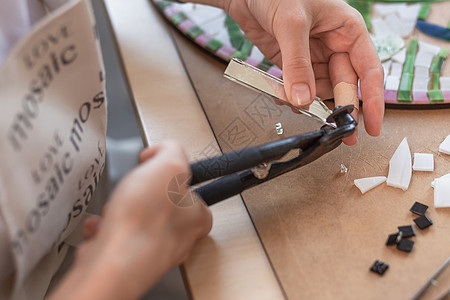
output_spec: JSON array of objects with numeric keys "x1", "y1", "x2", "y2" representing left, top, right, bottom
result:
[
  {"x1": 385, "y1": 90, "x2": 398, "y2": 102},
  {"x1": 195, "y1": 33, "x2": 212, "y2": 47},
  {"x1": 398, "y1": 72, "x2": 414, "y2": 102},
  {"x1": 187, "y1": 26, "x2": 204, "y2": 39},
  {"x1": 244, "y1": 57, "x2": 260, "y2": 67},
  {"x1": 179, "y1": 19, "x2": 196, "y2": 33},
  {"x1": 267, "y1": 66, "x2": 283, "y2": 78},
  {"x1": 205, "y1": 39, "x2": 223, "y2": 52},
  {"x1": 428, "y1": 89, "x2": 444, "y2": 102},
  {"x1": 156, "y1": 0, "x2": 172, "y2": 10},
  {"x1": 171, "y1": 12, "x2": 188, "y2": 25},
  {"x1": 417, "y1": 3, "x2": 431, "y2": 20},
  {"x1": 163, "y1": 5, "x2": 181, "y2": 18},
  {"x1": 216, "y1": 45, "x2": 237, "y2": 60}
]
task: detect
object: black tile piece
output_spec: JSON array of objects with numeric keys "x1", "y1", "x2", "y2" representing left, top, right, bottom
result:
[
  {"x1": 414, "y1": 215, "x2": 433, "y2": 229},
  {"x1": 397, "y1": 239, "x2": 414, "y2": 253},
  {"x1": 386, "y1": 233, "x2": 400, "y2": 246},
  {"x1": 410, "y1": 202, "x2": 428, "y2": 216},
  {"x1": 370, "y1": 260, "x2": 389, "y2": 275},
  {"x1": 398, "y1": 225, "x2": 416, "y2": 238}
]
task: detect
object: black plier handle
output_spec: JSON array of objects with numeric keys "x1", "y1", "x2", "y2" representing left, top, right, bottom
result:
[{"x1": 190, "y1": 105, "x2": 356, "y2": 206}]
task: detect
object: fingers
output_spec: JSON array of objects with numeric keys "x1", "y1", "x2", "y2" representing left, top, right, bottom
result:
[
  {"x1": 274, "y1": 6, "x2": 316, "y2": 107},
  {"x1": 329, "y1": 53, "x2": 359, "y2": 145},
  {"x1": 345, "y1": 18, "x2": 385, "y2": 136},
  {"x1": 82, "y1": 215, "x2": 102, "y2": 240}
]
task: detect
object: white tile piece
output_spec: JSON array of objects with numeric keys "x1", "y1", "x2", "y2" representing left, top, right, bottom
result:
[
  {"x1": 398, "y1": 3, "x2": 421, "y2": 21},
  {"x1": 385, "y1": 13, "x2": 409, "y2": 37},
  {"x1": 413, "y1": 153, "x2": 434, "y2": 171},
  {"x1": 414, "y1": 66, "x2": 430, "y2": 79},
  {"x1": 385, "y1": 75, "x2": 400, "y2": 90},
  {"x1": 434, "y1": 178, "x2": 450, "y2": 208},
  {"x1": 371, "y1": 17, "x2": 392, "y2": 37},
  {"x1": 415, "y1": 51, "x2": 435, "y2": 68},
  {"x1": 182, "y1": 3, "x2": 224, "y2": 24},
  {"x1": 201, "y1": 15, "x2": 227, "y2": 36},
  {"x1": 373, "y1": 3, "x2": 407, "y2": 16},
  {"x1": 440, "y1": 77, "x2": 450, "y2": 90},
  {"x1": 402, "y1": 20, "x2": 417, "y2": 36},
  {"x1": 431, "y1": 173, "x2": 450, "y2": 188},
  {"x1": 213, "y1": 27, "x2": 232, "y2": 44},
  {"x1": 354, "y1": 176, "x2": 387, "y2": 194},
  {"x1": 387, "y1": 137, "x2": 412, "y2": 191},
  {"x1": 390, "y1": 62, "x2": 404, "y2": 77},
  {"x1": 439, "y1": 135, "x2": 450, "y2": 155},
  {"x1": 413, "y1": 77, "x2": 429, "y2": 92},
  {"x1": 392, "y1": 48, "x2": 406, "y2": 64},
  {"x1": 382, "y1": 60, "x2": 392, "y2": 83},
  {"x1": 419, "y1": 41, "x2": 441, "y2": 55},
  {"x1": 249, "y1": 45, "x2": 265, "y2": 62}
]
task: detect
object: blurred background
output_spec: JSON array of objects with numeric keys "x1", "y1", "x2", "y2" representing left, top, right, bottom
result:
[{"x1": 90, "y1": 1, "x2": 188, "y2": 299}]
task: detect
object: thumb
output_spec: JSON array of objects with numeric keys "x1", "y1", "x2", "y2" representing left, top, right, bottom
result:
[{"x1": 276, "y1": 16, "x2": 315, "y2": 107}]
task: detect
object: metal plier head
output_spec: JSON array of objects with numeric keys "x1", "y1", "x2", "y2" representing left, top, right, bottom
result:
[{"x1": 190, "y1": 105, "x2": 356, "y2": 206}]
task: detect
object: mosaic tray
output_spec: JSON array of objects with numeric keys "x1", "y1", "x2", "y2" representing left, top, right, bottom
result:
[{"x1": 152, "y1": 0, "x2": 450, "y2": 107}]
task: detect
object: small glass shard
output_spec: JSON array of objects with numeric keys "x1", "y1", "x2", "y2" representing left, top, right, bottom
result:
[
  {"x1": 275, "y1": 122, "x2": 284, "y2": 135},
  {"x1": 340, "y1": 164, "x2": 348, "y2": 174}
]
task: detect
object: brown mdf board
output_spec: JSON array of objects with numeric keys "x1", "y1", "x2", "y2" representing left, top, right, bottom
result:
[{"x1": 170, "y1": 20, "x2": 450, "y2": 300}]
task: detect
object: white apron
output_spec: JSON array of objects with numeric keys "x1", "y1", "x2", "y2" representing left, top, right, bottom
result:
[{"x1": 0, "y1": 0, "x2": 107, "y2": 298}]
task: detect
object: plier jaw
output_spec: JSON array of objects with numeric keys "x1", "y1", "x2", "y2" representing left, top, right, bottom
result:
[{"x1": 190, "y1": 105, "x2": 356, "y2": 206}]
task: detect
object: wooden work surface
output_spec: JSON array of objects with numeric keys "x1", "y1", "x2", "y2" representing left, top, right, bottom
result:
[{"x1": 105, "y1": 0, "x2": 450, "y2": 299}]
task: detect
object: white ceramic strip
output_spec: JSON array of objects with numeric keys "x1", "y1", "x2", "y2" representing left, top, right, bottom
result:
[
  {"x1": 385, "y1": 75, "x2": 400, "y2": 91},
  {"x1": 390, "y1": 62, "x2": 404, "y2": 77}
]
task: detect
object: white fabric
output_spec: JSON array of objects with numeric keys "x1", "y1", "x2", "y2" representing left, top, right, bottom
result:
[{"x1": 0, "y1": 0, "x2": 107, "y2": 298}]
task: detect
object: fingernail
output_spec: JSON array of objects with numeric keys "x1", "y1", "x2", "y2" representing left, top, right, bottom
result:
[{"x1": 291, "y1": 83, "x2": 311, "y2": 106}]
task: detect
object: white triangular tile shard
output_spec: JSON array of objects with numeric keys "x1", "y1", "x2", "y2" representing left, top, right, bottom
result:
[
  {"x1": 387, "y1": 137, "x2": 412, "y2": 191},
  {"x1": 439, "y1": 135, "x2": 450, "y2": 155},
  {"x1": 413, "y1": 153, "x2": 434, "y2": 171},
  {"x1": 431, "y1": 173, "x2": 450, "y2": 188},
  {"x1": 434, "y1": 178, "x2": 450, "y2": 208},
  {"x1": 354, "y1": 176, "x2": 387, "y2": 194}
]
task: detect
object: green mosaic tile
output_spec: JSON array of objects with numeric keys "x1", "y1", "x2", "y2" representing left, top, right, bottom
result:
[
  {"x1": 156, "y1": 1, "x2": 172, "y2": 10},
  {"x1": 187, "y1": 27, "x2": 204, "y2": 39},
  {"x1": 171, "y1": 13, "x2": 188, "y2": 25},
  {"x1": 348, "y1": 0, "x2": 372, "y2": 29},
  {"x1": 230, "y1": 51, "x2": 243, "y2": 60},
  {"x1": 398, "y1": 72, "x2": 413, "y2": 102},
  {"x1": 205, "y1": 39, "x2": 223, "y2": 52},
  {"x1": 428, "y1": 89, "x2": 444, "y2": 102},
  {"x1": 240, "y1": 39, "x2": 254, "y2": 60},
  {"x1": 257, "y1": 63, "x2": 272, "y2": 72},
  {"x1": 430, "y1": 48, "x2": 449, "y2": 73},
  {"x1": 407, "y1": 39, "x2": 419, "y2": 56},
  {"x1": 417, "y1": 3, "x2": 431, "y2": 20}
]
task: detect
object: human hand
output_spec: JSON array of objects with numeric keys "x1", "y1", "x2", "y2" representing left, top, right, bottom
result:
[
  {"x1": 50, "y1": 141, "x2": 212, "y2": 300},
  {"x1": 194, "y1": 0, "x2": 384, "y2": 145}
]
